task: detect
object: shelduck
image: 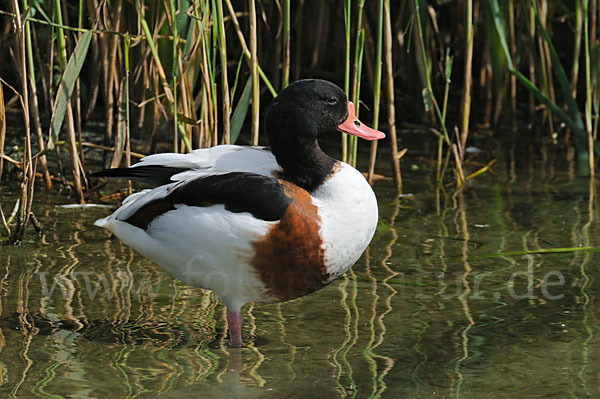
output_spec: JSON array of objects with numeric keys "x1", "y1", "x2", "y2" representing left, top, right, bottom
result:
[{"x1": 92, "y1": 79, "x2": 385, "y2": 346}]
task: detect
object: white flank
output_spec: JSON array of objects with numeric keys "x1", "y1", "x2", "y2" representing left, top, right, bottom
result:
[{"x1": 96, "y1": 202, "x2": 273, "y2": 313}]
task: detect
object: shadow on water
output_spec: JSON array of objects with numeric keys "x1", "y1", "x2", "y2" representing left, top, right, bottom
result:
[{"x1": 1, "y1": 132, "x2": 600, "y2": 398}]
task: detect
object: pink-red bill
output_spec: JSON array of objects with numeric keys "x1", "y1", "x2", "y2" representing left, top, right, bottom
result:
[{"x1": 337, "y1": 102, "x2": 386, "y2": 141}]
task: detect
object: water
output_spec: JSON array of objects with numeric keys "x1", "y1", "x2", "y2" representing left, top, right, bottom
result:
[{"x1": 1, "y1": 137, "x2": 599, "y2": 398}]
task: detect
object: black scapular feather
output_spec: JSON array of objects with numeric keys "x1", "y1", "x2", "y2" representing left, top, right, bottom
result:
[
  {"x1": 121, "y1": 172, "x2": 293, "y2": 229},
  {"x1": 89, "y1": 165, "x2": 189, "y2": 186},
  {"x1": 167, "y1": 172, "x2": 292, "y2": 221}
]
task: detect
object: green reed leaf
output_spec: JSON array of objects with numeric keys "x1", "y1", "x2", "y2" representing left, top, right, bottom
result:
[{"x1": 47, "y1": 30, "x2": 92, "y2": 151}]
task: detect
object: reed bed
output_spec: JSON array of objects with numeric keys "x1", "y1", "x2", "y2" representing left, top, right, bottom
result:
[{"x1": 0, "y1": 0, "x2": 599, "y2": 243}]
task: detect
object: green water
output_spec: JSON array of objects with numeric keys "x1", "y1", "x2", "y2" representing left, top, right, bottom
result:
[{"x1": 1, "y1": 138, "x2": 600, "y2": 398}]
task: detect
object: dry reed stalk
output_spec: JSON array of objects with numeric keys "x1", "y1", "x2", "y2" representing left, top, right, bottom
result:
[
  {"x1": 367, "y1": 0, "x2": 384, "y2": 186},
  {"x1": 384, "y1": 0, "x2": 401, "y2": 188},
  {"x1": 0, "y1": 82, "x2": 5, "y2": 182},
  {"x1": 508, "y1": 0, "x2": 517, "y2": 122},
  {"x1": 180, "y1": 68, "x2": 195, "y2": 148},
  {"x1": 29, "y1": 80, "x2": 52, "y2": 192},
  {"x1": 199, "y1": 87, "x2": 208, "y2": 147},
  {"x1": 10, "y1": 0, "x2": 35, "y2": 241},
  {"x1": 84, "y1": 1, "x2": 100, "y2": 121},
  {"x1": 199, "y1": 29, "x2": 216, "y2": 147},
  {"x1": 351, "y1": 0, "x2": 366, "y2": 104},
  {"x1": 216, "y1": 0, "x2": 231, "y2": 143},
  {"x1": 342, "y1": 0, "x2": 351, "y2": 162},
  {"x1": 105, "y1": 7, "x2": 122, "y2": 148},
  {"x1": 212, "y1": 82, "x2": 219, "y2": 147},
  {"x1": 137, "y1": 60, "x2": 148, "y2": 130},
  {"x1": 124, "y1": 35, "x2": 132, "y2": 194},
  {"x1": 23, "y1": 2, "x2": 52, "y2": 191},
  {"x1": 249, "y1": 0, "x2": 260, "y2": 145},
  {"x1": 527, "y1": 5, "x2": 537, "y2": 122},
  {"x1": 166, "y1": 0, "x2": 181, "y2": 153},
  {"x1": 583, "y1": 0, "x2": 594, "y2": 176},
  {"x1": 75, "y1": 1, "x2": 86, "y2": 174},
  {"x1": 111, "y1": 80, "x2": 125, "y2": 168},
  {"x1": 149, "y1": 72, "x2": 161, "y2": 153},
  {"x1": 571, "y1": 0, "x2": 583, "y2": 99},
  {"x1": 452, "y1": 144, "x2": 465, "y2": 189},
  {"x1": 348, "y1": 0, "x2": 367, "y2": 167},
  {"x1": 192, "y1": 88, "x2": 203, "y2": 148},
  {"x1": 281, "y1": 0, "x2": 290, "y2": 89},
  {"x1": 593, "y1": 0, "x2": 599, "y2": 140},
  {"x1": 66, "y1": 106, "x2": 85, "y2": 203},
  {"x1": 536, "y1": 0, "x2": 556, "y2": 132},
  {"x1": 75, "y1": 76, "x2": 85, "y2": 170},
  {"x1": 54, "y1": 0, "x2": 86, "y2": 203},
  {"x1": 459, "y1": 0, "x2": 473, "y2": 153}
]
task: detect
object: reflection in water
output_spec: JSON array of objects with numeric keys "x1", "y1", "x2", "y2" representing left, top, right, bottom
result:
[
  {"x1": 577, "y1": 178, "x2": 595, "y2": 396},
  {"x1": 1, "y1": 140, "x2": 600, "y2": 397},
  {"x1": 453, "y1": 191, "x2": 475, "y2": 398}
]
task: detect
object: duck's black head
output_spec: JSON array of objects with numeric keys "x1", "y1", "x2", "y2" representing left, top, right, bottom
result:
[
  {"x1": 264, "y1": 79, "x2": 384, "y2": 192},
  {"x1": 265, "y1": 79, "x2": 349, "y2": 144}
]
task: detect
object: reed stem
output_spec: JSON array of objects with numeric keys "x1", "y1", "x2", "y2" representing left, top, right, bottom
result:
[
  {"x1": 349, "y1": 0, "x2": 366, "y2": 167},
  {"x1": 10, "y1": 0, "x2": 34, "y2": 241},
  {"x1": 367, "y1": 0, "x2": 384, "y2": 185},
  {"x1": 572, "y1": 0, "x2": 583, "y2": 99},
  {"x1": 124, "y1": 33, "x2": 131, "y2": 194},
  {"x1": 384, "y1": 0, "x2": 401, "y2": 187},
  {"x1": 0, "y1": 82, "x2": 5, "y2": 182},
  {"x1": 282, "y1": 0, "x2": 290, "y2": 89},
  {"x1": 23, "y1": 0, "x2": 52, "y2": 191},
  {"x1": 342, "y1": 0, "x2": 351, "y2": 163},
  {"x1": 459, "y1": 0, "x2": 473, "y2": 154},
  {"x1": 54, "y1": 0, "x2": 85, "y2": 203},
  {"x1": 215, "y1": 0, "x2": 231, "y2": 143},
  {"x1": 349, "y1": 30, "x2": 364, "y2": 167},
  {"x1": 0, "y1": 0, "x2": 597, "y2": 202},
  {"x1": 249, "y1": 0, "x2": 260, "y2": 146},
  {"x1": 583, "y1": 0, "x2": 594, "y2": 176},
  {"x1": 168, "y1": 0, "x2": 179, "y2": 152}
]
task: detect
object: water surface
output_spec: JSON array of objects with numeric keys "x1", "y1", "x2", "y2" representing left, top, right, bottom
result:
[{"x1": 1, "y1": 136, "x2": 599, "y2": 398}]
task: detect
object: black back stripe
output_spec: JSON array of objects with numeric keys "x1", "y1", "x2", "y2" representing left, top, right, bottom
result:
[
  {"x1": 122, "y1": 172, "x2": 293, "y2": 229},
  {"x1": 90, "y1": 166, "x2": 189, "y2": 187}
]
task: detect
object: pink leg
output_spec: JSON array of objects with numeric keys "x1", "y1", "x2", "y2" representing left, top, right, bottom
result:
[{"x1": 226, "y1": 310, "x2": 243, "y2": 347}]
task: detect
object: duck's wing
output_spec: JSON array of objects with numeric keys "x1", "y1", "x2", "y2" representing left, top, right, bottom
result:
[
  {"x1": 94, "y1": 171, "x2": 296, "y2": 310},
  {"x1": 90, "y1": 145, "x2": 280, "y2": 186},
  {"x1": 102, "y1": 171, "x2": 292, "y2": 229}
]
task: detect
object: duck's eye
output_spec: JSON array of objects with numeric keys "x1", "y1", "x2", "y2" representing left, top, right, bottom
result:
[{"x1": 326, "y1": 96, "x2": 338, "y2": 105}]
